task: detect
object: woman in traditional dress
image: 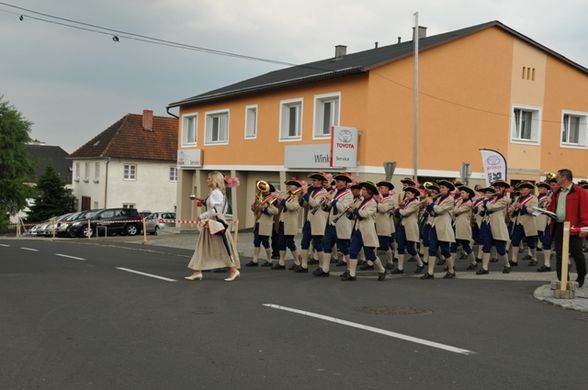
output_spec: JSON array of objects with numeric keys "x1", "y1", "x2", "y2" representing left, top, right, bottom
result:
[{"x1": 185, "y1": 171, "x2": 240, "y2": 282}]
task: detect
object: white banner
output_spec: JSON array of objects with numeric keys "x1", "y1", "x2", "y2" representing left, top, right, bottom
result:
[
  {"x1": 330, "y1": 126, "x2": 358, "y2": 168},
  {"x1": 479, "y1": 148, "x2": 507, "y2": 186},
  {"x1": 177, "y1": 149, "x2": 202, "y2": 168},
  {"x1": 284, "y1": 144, "x2": 331, "y2": 169}
]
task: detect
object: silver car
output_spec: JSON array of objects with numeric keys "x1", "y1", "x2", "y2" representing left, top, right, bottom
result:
[{"x1": 144, "y1": 212, "x2": 176, "y2": 235}]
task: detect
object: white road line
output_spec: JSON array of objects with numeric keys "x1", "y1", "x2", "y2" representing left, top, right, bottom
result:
[
  {"x1": 55, "y1": 253, "x2": 86, "y2": 261},
  {"x1": 263, "y1": 303, "x2": 475, "y2": 356},
  {"x1": 20, "y1": 247, "x2": 39, "y2": 252},
  {"x1": 115, "y1": 267, "x2": 176, "y2": 282},
  {"x1": 0, "y1": 243, "x2": 10, "y2": 247}
]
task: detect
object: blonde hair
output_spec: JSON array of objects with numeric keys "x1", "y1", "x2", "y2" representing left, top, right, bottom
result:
[{"x1": 208, "y1": 171, "x2": 225, "y2": 192}]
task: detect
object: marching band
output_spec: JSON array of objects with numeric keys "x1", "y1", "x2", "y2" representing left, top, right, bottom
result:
[{"x1": 240, "y1": 172, "x2": 587, "y2": 282}]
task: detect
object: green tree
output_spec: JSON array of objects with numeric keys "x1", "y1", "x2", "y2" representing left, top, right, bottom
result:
[
  {"x1": 0, "y1": 97, "x2": 34, "y2": 227},
  {"x1": 27, "y1": 166, "x2": 76, "y2": 222}
]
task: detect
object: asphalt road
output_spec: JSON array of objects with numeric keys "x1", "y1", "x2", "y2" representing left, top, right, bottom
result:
[{"x1": 1, "y1": 238, "x2": 587, "y2": 390}]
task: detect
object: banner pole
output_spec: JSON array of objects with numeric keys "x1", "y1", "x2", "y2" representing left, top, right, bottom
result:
[{"x1": 560, "y1": 221, "x2": 570, "y2": 291}]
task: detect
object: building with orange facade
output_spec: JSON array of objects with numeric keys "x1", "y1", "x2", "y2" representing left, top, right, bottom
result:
[{"x1": 168, "y1": 21, "x2": 588, "y2": 230}]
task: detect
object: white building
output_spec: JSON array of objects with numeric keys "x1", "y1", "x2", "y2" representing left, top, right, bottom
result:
[{"x1": 69, "y1": 110, "x2": 178, "y2": 212}]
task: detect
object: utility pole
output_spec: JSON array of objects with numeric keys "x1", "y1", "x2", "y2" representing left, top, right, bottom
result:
[{"x1": 413, "y1": 12, "x2": 420, "y2": 180}]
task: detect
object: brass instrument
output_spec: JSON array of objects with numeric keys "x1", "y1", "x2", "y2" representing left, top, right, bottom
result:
[
  {"x1": 252, "y1": 180, "x2": 277, "y2": 220},
  {"x1": 545, "y1": 172, "x2": 557, "y2": 182},
  {"x1": 332, "y1": 197, "x2": 362, "y2": 223},
  {"x1": 309, "y1": 188, "x2": 329, "y2": 215}
]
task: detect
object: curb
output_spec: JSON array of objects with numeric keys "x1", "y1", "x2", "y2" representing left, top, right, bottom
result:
[{"x1": 533, "y1": 284, "x2": 588, "y2": 313}]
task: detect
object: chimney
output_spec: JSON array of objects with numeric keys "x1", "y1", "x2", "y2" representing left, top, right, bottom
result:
[
  {"x1": 412, "y1": 26, "x2": 427, "y2": 40},
  {"x1": 374, "y1": 42, "x2": 379, "y2": 48},
  {"x1": 335, "y1": 45, "x2": 347, "y2": 58},
  {"x1": 397, "y1": 36, "x2": 401, "y2": 44},
  {"x1": 142, "y1": 109, "x2": 153, "y2": 131}
]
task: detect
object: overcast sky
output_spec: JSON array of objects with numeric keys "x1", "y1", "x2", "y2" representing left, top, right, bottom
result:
[{"x1": 1, "y1": 0, "x2": 587, "y2": 153}]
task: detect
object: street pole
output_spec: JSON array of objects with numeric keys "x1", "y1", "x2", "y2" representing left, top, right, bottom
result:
[{"x1": 413, "y1": 12, "x2": 420, "y2": 180}]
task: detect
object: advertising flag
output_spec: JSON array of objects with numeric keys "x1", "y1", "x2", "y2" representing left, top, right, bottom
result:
[{"x1": 479, "y1": 148, "x2": 507, "y2": 186}]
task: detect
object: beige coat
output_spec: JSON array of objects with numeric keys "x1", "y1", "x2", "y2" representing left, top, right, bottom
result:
[
  {"x1": 257, "y1": 202, "x2": 279, "y2": 236},
  {"x1": 375, "y1": 195, "x2": 397, "y2": 236},
  {"x1": 328, "y1": 189, "x2": 354, "y2": 239},
  {"x1": 354, "y1": 198, "x2": 379, "y2": 247},
  {"x1": 484, "y1": 196, "x2": 509, "y2": 241},
  {"x1": 280, "y1": 194, "x2": 301, "y2": 236},
  {"x1": 472, "y1": 197, "x2": 485, "y2": 228},
  {"x1": 513, "y1": 194, "x2": 538, "y2": 236},
  {"x1": 306, "y1": 188, "x2": 329, "y2": 235},
  {"x1": 535, "y1": 194, "x2": 550, "y2": 231},
  {"x1": 453, "y1": 199, "x2": 473, "y2": 241},
  {"x1": 399, "y1": 199, "x2": 420, "y2": 242},
  {"x1": 431, "y1": 195, "x2": 456, "y2": 243}
]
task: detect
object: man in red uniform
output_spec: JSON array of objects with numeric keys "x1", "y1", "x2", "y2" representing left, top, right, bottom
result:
[{"x1": 547, "y1": 169, "x2": 588, "y2": 287}]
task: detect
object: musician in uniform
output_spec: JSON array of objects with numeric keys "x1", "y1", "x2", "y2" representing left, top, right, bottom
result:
[
  {"x1": 509, "y1": 182, "x2": 539, "y2": 266},
  {"x1": 534, "y1": 182, "x2": 554, "y2": 272},
  {"x1": 295, "y1": 173, "x2": 329, "y2": 273},
  {"x1": 341, "y1": 181, "x2": 387, "y2": 281},
  {"x1": 374, "y1": 181, "x2": 397, "y2": 269},
  {"x1": 476, "y1": 180, "x2": 511, "y2": 274},
  {"x1": 316, "y1": 174, "x2": 354, "y2": 277},
  {"x1": 246, "y1": 181, "x2": 279, "y2": 267},
  {"x1": 274, "y1": 179, "x2": 303, "y2": 270},
  {"x1": 471, "y1": 185, "x2": 486, "y2": 266},
  {"x1": 422, "y1": 180, "x2": 456, "y2": 279},
  {"x1": 419, "y1": 183, "x2": 440, "y2": 272},
  {"x1": 451, "y1": 186, "x2": 476, "y2": 270},
  {"x1": 392, "y1": 186, "x2": 424, "y2": 274}
]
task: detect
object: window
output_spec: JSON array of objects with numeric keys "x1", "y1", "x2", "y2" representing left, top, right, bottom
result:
[
  {"x1": 94, "y1": 162, "x2": 100, "y2": 183},
  {"x1": 75, "y1": 162, "x2": 80, "y2": 182},
  {"x1": 122, "y1": 203, "x2": 136, "y2": 209},
  {"x1": 123, "y1": 164, "x2": 136, "y2": 180},
  {"x1": 280, "y1": 99, "x2": 303, "y2": 140},
  {"x1": 244, "y1": 105, "x2": 257, "y2": 139},
  {"x1": 205, "y1": 110, "x2": 229, "y2": 144},
  {"x1": 314, "y1": 93, "x2": 340, "y2": 138},
  {"x1": 511, "y1": 106, "x2": 541, "y2": 144},
  {"x1": 561, "y1": 112, "x2": 588, "y2": 148},
  {"x1": 169, "y1": 167, "x2": 178, "y2": 182},
  {"x1": 182, "y1": 114, "x2": 197, "y2": 145},
  {"x1": 84, "y1": 162, "x2": 90, "y2": 182}
]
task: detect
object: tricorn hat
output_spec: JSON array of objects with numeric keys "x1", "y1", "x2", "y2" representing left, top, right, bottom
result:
[
  {"x1": 480, "y1": 186, "x2": 497, "y2": 194},
  {"x1": 516, "y1": 182, "x2": 535, "y2": 190},
  {"x1": 458, "y1": 186, "x2": 475, "y2": 198},
  {"x1": 333, "y1": 173, "x2": 352, "y2": 183},
  {"x1": 308, "y1": 173, "x2": 328, "y2": 182},
  {"x1": 400, "y1": 177, "x2": 416, "y2": 185},
  {"x1": 360, "y1": 181, "x2": 378, "y2": 195},
  {"x1": 376, "y1": 181, "x2": 395, "y2": 190},
  {"x1": 491, "y1": 180, "x2": 510, "y2": 188},
  {"x1": 404, "y1": 187, "x2": 421, "y2": 197},
  {"x1": 536, "y1": 182, "x2": 550, "y2": 190},
  {"x1": 285, "y1": 178, "x2": 302, "y2": 187},
  {"x1": 437, "y1": 179, "x2": 456, "y2": 191}
]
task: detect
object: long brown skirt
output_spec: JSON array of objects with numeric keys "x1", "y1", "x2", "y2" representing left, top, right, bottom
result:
[{"x1": 187, "y1": 228, "x2": 240, "y2": 271}]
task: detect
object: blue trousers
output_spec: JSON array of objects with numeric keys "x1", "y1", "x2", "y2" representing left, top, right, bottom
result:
[
  {"x1": 349, "y1": 229, "x2": 376, "y2": 260},
  {"x1": 277, "y1": 222, "x2": 297, "y2": 252},
  {"x1": 378, "y1": 235, "x2": 392, "y2": 251},
  {"x1": 253, "y1": 222, "x2": 270, "y2": 248},
  {"x1": 511, "y1": 224, "x2": 537, "y2": 248},
  {"x1": 421, "y1": 223, "x2": 432, "y2": 247},
  {"x1": 427, "y1": 227, "x2": 451, "y2": 257},
  {"x1": 538, "y1": 229, "x2": 552, "y2": 250},
  {"x1": 300, "y1": 221, "x2": 324, "y2": 251},
  {"x1": 396, "y1": 225, "x2": 418, "y2": 256},
  {"x1": 322, "y1": 225, "x2": 350, "y2": 255},
  {"x1": 472, "y1": 223, "x2": 481, "y2": 244},
  {"x1": 451, "y1": 239, "x2": 472, "y2": 254},
  {"x1": 480, "y1": 221, "x2": 507, "y2": 255}
]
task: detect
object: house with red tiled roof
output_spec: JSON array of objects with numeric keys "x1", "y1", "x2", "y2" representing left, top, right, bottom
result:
[{"x1": 69, "y1": 110, "x2": 178, "y2": 212}]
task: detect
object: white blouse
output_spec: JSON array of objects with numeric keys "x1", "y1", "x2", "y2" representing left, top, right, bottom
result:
[{"x1": 199, "y1": 188, "x2": 227, "y2": 220}]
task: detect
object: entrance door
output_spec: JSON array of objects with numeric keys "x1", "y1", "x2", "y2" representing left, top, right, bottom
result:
[{"x1": 81, "y1": 196, "x2": 91, "y2": 211}]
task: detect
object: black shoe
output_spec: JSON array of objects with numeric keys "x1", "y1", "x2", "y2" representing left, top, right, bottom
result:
[
  {"x1": 537, "y1": 265, "x2": 552, "y2": 272},
  {"x1": 377, "y1": 272, "x2": 386, "y2": 281},
  {"x1": 502, "y1": 266, "x2": 511, "y2": 274},
  {"x1": 271, "y1": 264, "x2": 286, "y2": 270},
  {"x1": 466, "y1": 263, "x2": 477, "y2": 271},
  {"x1": 578, "y1": 279, "x2": 585, "y2": 288},
  {"x1": 476, "y1": 269, "x2": 489, "y2": 275},
  {"x1": 271, "y1": 254, "x2": 280, "y2": 260},
  {"x1": 421, "y1": 273, "x2": 434, "y2": 280},
  {"x1": 415, "y1": 265, "x2": 425, "y2": 274},
  {"x1": 359, "y1": 263, "x2": 374, "y2": 270},
  {"x1": 390, "y1": 269, "x2": 404, "y2": 275},
  {"x1": 294, "y1": 267, "x2": 308, "y2": 273},
  {"x1": 528, "y1": 260, "x2": 538, "y2": 266},
  {"x1": 308, "y1": 258, "x2": 319, "y2": 265},
  {"x1": 490, "y1": 257, "x2": 499, "y2": 263},
  {"x1": 312, "y1": 268, "x2": 330, "y2": 277},
  {"x1": 443, "y1": 272, "x2": 456, "y2": 279},
  {"x1": 245, "y1": 261, "x2": 258, "y2": 267},
  {"x1": 335, "y1": 260, "x2": 347, "y2": 267},
  {"x1": 509, "y1": 260, "x2": 518, "y2": 266},
  {"x1": 385, "y1": 263, "x2": 394, "y2": 270},
  {"x1": 340, "y1": 274, "x2": 357, "y2": 281},
  {"x1": 261, "y1": 261, "x2": 272, "y2": 267},
  {"x1": 340, "y1": 270, "x2": 350, "y2": 278},
  {"x1": 436, "y1": 258, "x2": 446, "y2": 266},
  {"x1": 523, "y1": 254, "x2": 533, "y2": 260},
  {"x1": 288, "y1": 264, "x2": 298, "y2": 270},
  {"x1": 536, "y1": 247, "x2": 543, "y2": 252},
  {"x1": 330, "y1": 258, "x2": 338, "y2": 264}
]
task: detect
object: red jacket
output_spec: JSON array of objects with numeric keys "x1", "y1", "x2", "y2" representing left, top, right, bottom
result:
[{"x1": 548, "y1": 183, "x2": 588, "y2": 229}]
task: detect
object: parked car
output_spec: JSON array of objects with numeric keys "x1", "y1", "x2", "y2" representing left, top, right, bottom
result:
[
  {"x1": 56, "y1": 212, "x2": 83, "y2": 237},
  {"x1": 37, "y1": 213, "x2": 74, "y2": 237},
  {"x1": 81, "y1": 208, "x2": 143, "y2": 237},
  {"x1": 144, "y1": 212, "x2": 176, "y2": 235},
  {"x1": 67, "y1": 209, "x2": 102, "y2": 237}
]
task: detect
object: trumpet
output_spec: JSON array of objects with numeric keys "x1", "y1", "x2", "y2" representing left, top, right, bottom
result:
[{"x1": 419, "y1": 191, "x2": 443, "y2": 205}]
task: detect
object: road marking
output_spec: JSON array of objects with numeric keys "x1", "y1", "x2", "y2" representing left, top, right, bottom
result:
[
  {"x1": 0, "y1": 243, "x2": 10, "y2": 247},
  {"x1": 115, "y1": 267, "x2": 176, "y2": 282},
  {"x1": 20, "y1": 247, "x2": 39, "y2": 252},
  {"x1": 263, "y1": 303, "x2": 475, "y2": 356},
  {"x1": 56, "y1": 253, "x2": 86, "y2": 261}
]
